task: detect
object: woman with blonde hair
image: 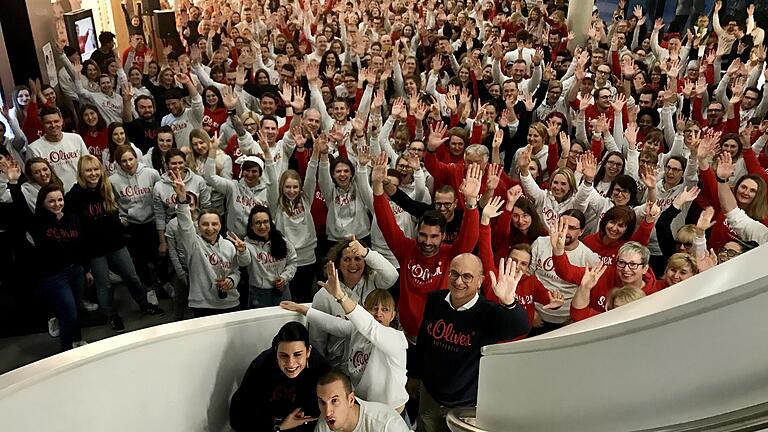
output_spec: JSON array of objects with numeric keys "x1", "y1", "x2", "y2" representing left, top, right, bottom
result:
[
  {"x1": 606, "y1": 285, "x2": 647, "y2": 310},
  {"x1": 512, "y1": 122, "x2": 551, "y2": 181},
  {"x1": 519, "y1": 143, "x2": 578, "y2": 226},
  {"x1": 66, "y1": 155, "x2": 163, "y2": 333},
  {"x1": 264, "y1": 125, "x2": 319, "y2": 303},
  {"x1": 656, "y1": 253, "x2": 698, "y2": 290},
  {"x1": 188, "y1": 128, "x2": 233, "y2": 214}
]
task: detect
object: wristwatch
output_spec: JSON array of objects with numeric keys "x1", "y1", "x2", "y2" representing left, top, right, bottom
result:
[
  {"x1": 716, "y1": 176, "x2": 729, "y2": 183},
  {"x1": 465, "y1": 202, "x2": 478, "y2": 210},
  {"x1": 336, "y1": 293, "x2": 348, "y2": 304},
  {"x1": 502, "y1": 299, "x2": 518, "y2": 309}
]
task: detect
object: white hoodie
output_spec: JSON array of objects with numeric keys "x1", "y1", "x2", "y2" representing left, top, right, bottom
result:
[
  {"x1": 266, "y1": 159, "x2": 318, "y2": 266},
  {"x1": 176, "y1": 203, "x2": 244, "y2": 309},
  {"x1": 110, "y1": 163, "x2": 160, "y2": 225},
  {"x1": 203, "y1": 158, "x2": 268, "y2": 238},
  {"x1": 152, "y1": 169, "x2": 211, "y2": 232},
  {"x1": 318, "y1": 159, "x2": 374, "y2": 241},
  {"x1": 306, "y1": 306, "x2": 409, "y2": 410}
]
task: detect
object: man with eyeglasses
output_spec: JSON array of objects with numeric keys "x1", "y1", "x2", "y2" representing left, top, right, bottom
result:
[
  {"x1": 389, "y1": 185, "x2": 465, "y2": 245},
  {"x1": 550, "y1": 218, "x2": 658, "y2": 321},
  {"x1": 534, "y1": 80, "x2": 570, "y2": 125},
  {"x1": 411, "y1": 253, "x2": 528, "y2": 432}
]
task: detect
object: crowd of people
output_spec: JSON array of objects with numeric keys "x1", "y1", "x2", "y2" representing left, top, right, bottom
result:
[{"x1": 1, "y1": 0, "x2": 767, "y2": 430}]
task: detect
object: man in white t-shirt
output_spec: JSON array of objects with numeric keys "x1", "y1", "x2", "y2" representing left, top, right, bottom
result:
[
  {"x1": 27, "y1": 106, "x2": 89, "y2": 191},
  {"x1": 314, "y1": 370, "x2": 409, "y2": 432},
  {"x1": 529, "y1": 209, "x2": 599, "y2": 334},
  {"x1": 160, "y1": 73, "x2": 204, "y2": 150}
]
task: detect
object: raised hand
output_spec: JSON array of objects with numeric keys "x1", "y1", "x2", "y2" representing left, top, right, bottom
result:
[
  {"x1": 716, "y1": 151, "x2": 735, "y2": 180},
  {"x1": 220, "y1": 85, "x2": 239, "y2": 110},
  {"x1": 549, "y1": 217, "x2": 568, "y2": 256},
  {"x1": 278, "y1": 82, "x2": 293, "y2": 106},
  {"x1": 481, "y1": 195, "x2": 504, "y2": 225},
  {"x1": 227, "y1": 232, "x2": 247, "y2": 252},
  {"x1": 654, "y1": 18, "x2": 664, "y2": 31},
  {"x1": 579, "y1": 261, "x2": 607, "y2": 292},
  {"x1": 278, "y1": 408, "x2": 317, "y2": 431},
  {"x1": 641, "y1": 165, "x2": 658, "y2": 189},
  {"x1": 170, "y1": 169, "x2": 187, "y2": 200},
  {"x1": 291, "y1": 126, "x2": 307, "y2": 149},
  {"x1": 492, "y1": 127, "x2": 504, "y2": 149},
  {"x1": 580, "y1": 152, "x2": 598, "y2": 182},
  {"x1": 697, "y1": 248, "x2": 719, "y2": 272},
  {"x1": 486, "y1": 163, "x2": 502, "y2": 190},
  {"x1": 370, "y1": 152, "x2": 389, "y2": 185},
  {"x1": 611, "y1": 93, "x2": 627, "y2": 112},
  {"x1": 460, "y1": 162, "x2": 483, "y2": 204},
  {"x1": 279, "y1": 300, "x2": 310, "y2": 315},
  {"x1": 625, "y1": 122, "x2": 639, "y2": 150},
  {"x1": 357, "y1": 144, "x2": 372, "y2": 166},
  {"x1": 644, "y1": 201, "x2": 662, "y2": 222},
  {"x1": 427, "y1": 121, "x2": 449, "y2": 151},
  {"x1": 489, "y1": 257, "x2": 524, "y2": 305},
  {"x1": 695, "y1": 206, "x2": 716, "y2": 237},
  {"x1": 673, "y1": 186, "x2": 700, "y2": 209},
  {"x1": 541, "y1": 290, "x2": 565, "y2": 310}
]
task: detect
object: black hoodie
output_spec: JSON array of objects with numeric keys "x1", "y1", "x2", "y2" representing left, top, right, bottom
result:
[{"x1": 65, "y1": 183, "x2": 126, "y2": 258}]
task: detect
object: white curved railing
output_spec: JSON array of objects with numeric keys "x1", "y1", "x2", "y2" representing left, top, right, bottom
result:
[
  {"x1": 0, "y1": 307, "x2": 305, "y2": 431},
  {"x1": 476, "y1": 245, "x2": 768, "y2": 432}
]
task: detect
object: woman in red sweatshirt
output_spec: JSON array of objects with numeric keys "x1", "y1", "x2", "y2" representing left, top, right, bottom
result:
[
  {"x1": 77, "y1": 104, "x2": 108, "y2": 158},
  {"x1": 202, "y1": 85, "x2": 228, "y2": 136},
  {"x1": 582, "y1": 203, "x2": 658, "y2": 266},
  {"x1": 549, "y1": 218, "x2": 658, "y2": 321}
]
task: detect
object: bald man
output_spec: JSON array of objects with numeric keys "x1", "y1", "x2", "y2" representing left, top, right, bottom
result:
[{"x1": 410, "y1": 253, "x2": 529, "y2": 432}]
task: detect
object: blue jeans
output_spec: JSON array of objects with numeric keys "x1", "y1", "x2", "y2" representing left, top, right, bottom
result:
[
  {"x1": 38, "y1": 265, "x2": 84, "y2": 350},
  {"x1": 249, "y1": 287, "x2": 291, "y2": 309},
  {"x1": 91, "y1": 247, "x2": 148, "y2": 317}
]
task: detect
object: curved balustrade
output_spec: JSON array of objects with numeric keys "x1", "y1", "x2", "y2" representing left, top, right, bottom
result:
[
  {"x1": 0, "y1": 307, "x2": 305, "y2": 431},
  {"x1": 476, "y1": 245, "x2": 768, "y2": 432}
]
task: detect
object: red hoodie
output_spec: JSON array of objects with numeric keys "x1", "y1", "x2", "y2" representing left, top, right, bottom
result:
[
  {"x1": 373, "y1": 193, "x2": 479, "y2": 339},
  {"x1": 552, "y1": 252, "x2": 658, "y2": 321},
  {"x1": 582, "y1": 219, "x2": 655, "y2": 266},
  {"x1": 424, "y1": 153, "x2": 514, "y2": 210}
]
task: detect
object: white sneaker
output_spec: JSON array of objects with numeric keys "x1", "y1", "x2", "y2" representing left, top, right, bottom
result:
[
  {"x1": 81, "y1": 300, "x2": 99, "y2": 311},
  {"x1": 48, "y1": 318, "x2": 60, "y2": 337},
  {"x1": 147, "y1": 290, "x2": 159, "y2": 306},
  {"x1": 109, "y1": 272, "x2": 123, "y2": 284},
  {"x1": 72, "y1": 340, "x2": 88, "y2": 348}
]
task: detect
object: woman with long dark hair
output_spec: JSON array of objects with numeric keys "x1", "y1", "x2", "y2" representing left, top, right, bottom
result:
[
  {"x1": 67, "y1": 155, "x2": 163, "y2": 333},
  {"x1": 202, "y1": 85, "x2": 228, "y2": 135},
  {"x1": 493, "y1": 185, "x2": 549, "y2": 261},
  {"x1": 77, "y1": 104, "x2": 108, "y2": 158},
  {"x1": 6, "y1": 166, "x2": 89, "y2": 350},
  {"x1": 240, "y1": 205, "x2": 297, "y2": 308},
  {"x1": 103, "y1": 122, "x2": 143, "y2": 176},
  {"x1": 141, "y1": 125, "x2": 176, "y2": 173}
]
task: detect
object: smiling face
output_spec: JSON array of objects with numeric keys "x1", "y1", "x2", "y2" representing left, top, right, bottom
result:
[
  {"x1": 339, "y1": 247, "x2": 365, "y2": 283},
  {"x1": 111, "y1": 126, "x2": 126, "y2": 146},
  {"x1": 605, "y1": 219, "x2": 628, "y2": 241},
  {"x1": 43, "y1": 190, "x2": 65, "y2": 216},
  {"x1": 550, "y1": 173, "x2": 571, "y2": 202},
  {"x1": 448, "y1": 254, "x2": 483, "y2": 308},
  {"x1": 167, "y1": 155, "x2": 186, "y2": 175},
  {"x1": 81, "y1": 160, "x2": 102, "y2": 187},
  {"x1": 604, "y1": 154, "x2": 624, "y2": 178},
  {"x1": 276, "y1": 341, "x2": 310, "y2": 378},
  {"x1": 664, "y1": 263, "x2": 694, "y2": 285},
  {"x1": 157, "y1": 132, "x2": 174, "y2": 153},
  {"x1": 198, "y1": 213, "x2": 221, "y2": 243},
  {"x1": 29, "y1": 161, "x2": 52, "y2": 185},
  {"x1": 617, "y1": 251, "x2": 648, "y2": 285},
  {"x1": 512, "y1": 206, "x2": 532, "y2": 232},
  {"x1": 282, "y1": 177, "x2": 300, "y2": 200},
  {"x1": 332, "y1": 162, "x2": 352, "y2": 189},
  {"x1": 191, "y1": 136, "x2": 209, "y2": 157},
  {"x1": 721, "y1": 138, "x2": 740, "y2": 158},
  {"x1": 664, "y1": 159, "x2": 684, "y2": 186},
  {"x1": 735, "y1": 178, "x2": 758, "y2": 206},
  {"x1": 250, "y1": 211, "x2": 271, "y2": 238},
  {"x1": 83, "y1": 108, "x2": 99, "y2": 128}
]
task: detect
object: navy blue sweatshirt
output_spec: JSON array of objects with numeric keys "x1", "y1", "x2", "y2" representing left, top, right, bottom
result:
[
  {"x1": 229, "y1": 346, "x2": 330, "y2": 432},
  {"x1": 9, "y1": 183, "x2": 90, "y2": 276},
  {"x1": 412, "y1": 290, "x2": 529, "y2": 407},
  {"x1": 65, "y1": 183, "x2": 126, "y2": 258}
]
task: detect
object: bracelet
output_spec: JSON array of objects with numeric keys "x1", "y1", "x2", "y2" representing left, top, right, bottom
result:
[
  {"x1": 465, "y1": 201, "x2": 478, "y2": 210},
  {"x1": 335, "y1": 293, "x2": 348, "y2": 304},
  {"x1": 716, "y1": 176, "x2": 729, "y2": 183},
  {"x1": 227, "y1": 109, "x2": 237, "y2": 116},
  {"x1": 502, "y1": 299, "x2": 518, "y2": 309}
]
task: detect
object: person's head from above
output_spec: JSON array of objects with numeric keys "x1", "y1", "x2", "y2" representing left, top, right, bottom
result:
[
  {"x1": 254, "y1": 68, "x2": 270, "y2": 86},
  {"x1": 696, "y1": 14, "x2": 709, "y2": 30},
  {"x1": 559, "y1": 209, "x2": 587, "y2": 247},
  {"x1": 616, "y1": 242, "x2": 651, "y2": 285},
  {"x1": 164, "y1": 88, "x2": 185, "y2": 117},
  {"x1": 188, "y1": 5, "x2": 201, "y2": 20},
  {"x1": 41, "y1": 84, "x2": 57, "y2": 105},
  {"x1": 599, "y1": 205, "x2": 636, "y2": 243},
  {"x1": 502, "y1": 79, "x2": 519, "y2": 103},
  {"x1": 25, "y1": 157, "x2": 61, "y2": 188},
  {"x1": 607, "y1": 175, "x2": 639, "y2": 207},
  {"x1": 78, "y1": 104, "x2": 105, "y2": 134},
  {"x1": 591, "y1": 48, "x2": 606, "y2": 67},
  {"x1": 550, "y1": 167, "x2": 576, "y2": 203},
  {"x1": 39, "y1": 106, "x2": 64, "y2": 139},
  {"x1": 98, "y1": 31, "x2": 115, "y2": 51},
  {"x1": 317, "y1": 370, "x2": 358, "y2": 431},
  {"x1": 546, "y1": 80, "x2": 563, "y2": 105},
  {"x1": 330, "y1": 156, "x2": 355, "y2": 190},
  {"x1": 12, "y1": 85, "x2": 30, "y2": 109},
  {"x1": 554, "y1": 51, "x2": 572, "y2": 75},
  {"x1": 663, "y1": 155, "x2": 686, "y2": 187},
  {"x1": 663, "y1": 252, "x2": 698, "y2": 286},
  {"x1": 132, "y1": 94, "x2": 155, "y2": 121},
  {"x1": 246, "y1": 204, "x2": 276, "y2": 240},
  {"x1": 382, "y1": 168, "x2": 403, "y2": 196},
  {"x1": 115, "y1": 144, "x2": 139, "y2": 175},
  {"x1": 189, "y1": 128, "x2": 216, "y2": 160},
  {"x1": 598, "y1": 151, "x2": 626, "y2": 181},
  {"x1": 260, "y1": 116, "x2": 279, "y2": 143},
  {"x1": 417, "y1": 210, "x2": 448, "y2": 257},
  {"x1": 595, "y1": 64, "x2": 612, "y2": 86},
  {"x1": 63, "y1": 45, "x2": 80, "y2": 64},
  {"x1": 720, "y1": 133, "x2": 743, "y2": 160},
  {"x1": 641, "y1": 128, "x2": 663, "y2": 154},
  {"x1": 527, "y1": 122, "x2": 549, "y2": 151},
  {"x1": 606, "y1": 285, "x2": 646, "y2": 310},
  {"x1": 273, "y1": 322, "x2": 312, "y2": 379},
  {"x1": 77, "y1": 154, "x2": 107, "y2": 189},
  {"x1": 280, "y1": 63, "x2": 296, "y2": 86},
  {"x1": 447, "y1": 127, "x2": 469, "y2": 157},
  {"x1": 673, "y1": 224, "x2": 696, "y2": 254},
  {"x1": 464, "y1": 144, "x2": 489, "y2": 171},
  {"x1": 259, "y1": 92, "x2": 278, "y2": 116},
  {"x1": 511, "y1": 196, "x2": 545, "y2": 238},
  {"x1": 363, "y1": 289, "x2": 396, "y2": 327},
  {"x1": 706, "y1": 102, "x2": 724, "y2": 125},
  {"x1": 36, "y1": 183, "x2": 66, "y2": 218},
  {"x1": 164, "y1": 148, "x2": 187, "y2": 176},
  {"x1": 717, "y1": 240, "x2": 753, "y2": 264},
  {"x1": 734, "y1": 174, "x2": 768, "y2": 219},
  {"x1": 202, "y1": 86, "x2": 223, "y2": 110},
  {"x1": 302, "y1": 109, "x2": 322, "y2": 136},
  {"x1": 448, "y1": 253, "x2": 486, "y2": 308},
  {"x1": 154, "y1": 126, "x2": 175, "y2": 154},
  {"x1": 276, "y1": 168, "x2": 303, "y2": 202}
]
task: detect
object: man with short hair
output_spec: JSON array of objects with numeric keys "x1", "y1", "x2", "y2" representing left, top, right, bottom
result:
[
  {"x1": 389, "y1": 185, "x2": 464, "y2": 245},
  {"x1": 160, "y1": 73, "x2": 203, "y2": 149},
  {"x1": 315, "y1": 370, "x2": 409, "y2": 432},
  {"x1": 89, "y1": 31, "x2": 116, "y2": 70},
  {"x1": 27, "y1": 106, "x2": 89, "y2": 191},
  {"x1": 412, "y1": 253, "x2": 529, "y2": 432},
  {"x1": 529, "y1": 209, "x2": 599, "y2": 334},
  {"x1": 122, "y1": 90, "x2": 158, "y2": 153}
]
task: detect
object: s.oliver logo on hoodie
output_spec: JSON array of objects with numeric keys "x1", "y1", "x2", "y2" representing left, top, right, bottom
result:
[
  {"x1": 235, "y1": 194, "x2": 262, "y2": 209},
  {"x1": 120, "y1": 185, "x2": 153, "y2": 198},
  {"x1": 426, "y1": 319, "x2": 475, "y2": 348},
  {"x1": 208, "y1": 253, "x2": 231, "y2": 271},
  {"x1": 165, "y1": 194, "x2": 179, "y2": 205},
  {"x1": 46, "y1": 228, "x2": 79, "y2": 240},
  {"x1": 48, "y1": 149, "x2": 79, "y2": 163},
  {"x1": 407, "y1": 261, "x2": 443, "y2": 284}
]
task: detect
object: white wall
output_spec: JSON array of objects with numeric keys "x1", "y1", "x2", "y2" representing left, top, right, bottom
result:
[
  {"x1": 476, "y1": 245, "x2": 768, "y2": 432},
  {"x1": 0, "y1": 308, "x2": 306, "y2": 432}
]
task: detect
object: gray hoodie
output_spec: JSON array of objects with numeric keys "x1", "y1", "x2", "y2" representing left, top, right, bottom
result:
[
  {"x1": 110, "y1": 163, "x2": 161, "y2": 225},
  {"x1": 318, "y1": 159, "x2": 373, "y2": 241},
  {"x1": 202, "y1": 158, "x2": 268, "y2": 238},
  {"x1": 152, "y1": 169, "x2": 211, "y2": 232},
  {"x1": 176, "y1": 203, "x2": 244, "y2": 309},
  {"x1": 236, "y1": 236, "x2": 298, "y2": 289}
]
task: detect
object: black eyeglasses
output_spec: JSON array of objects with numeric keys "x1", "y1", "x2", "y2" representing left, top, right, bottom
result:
[
  {"x1": 616, "y1": 259, "x2": 645, "y2": 270},
  {"x1": 449, "y1": 270, "x2": 476, "y2": 284},
  {"x1": 434, "y1": 202, "x2": 454, "y2": 208},
  {"x1": 717, "y1": 248, "x2": 740, "y2": 258}
]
